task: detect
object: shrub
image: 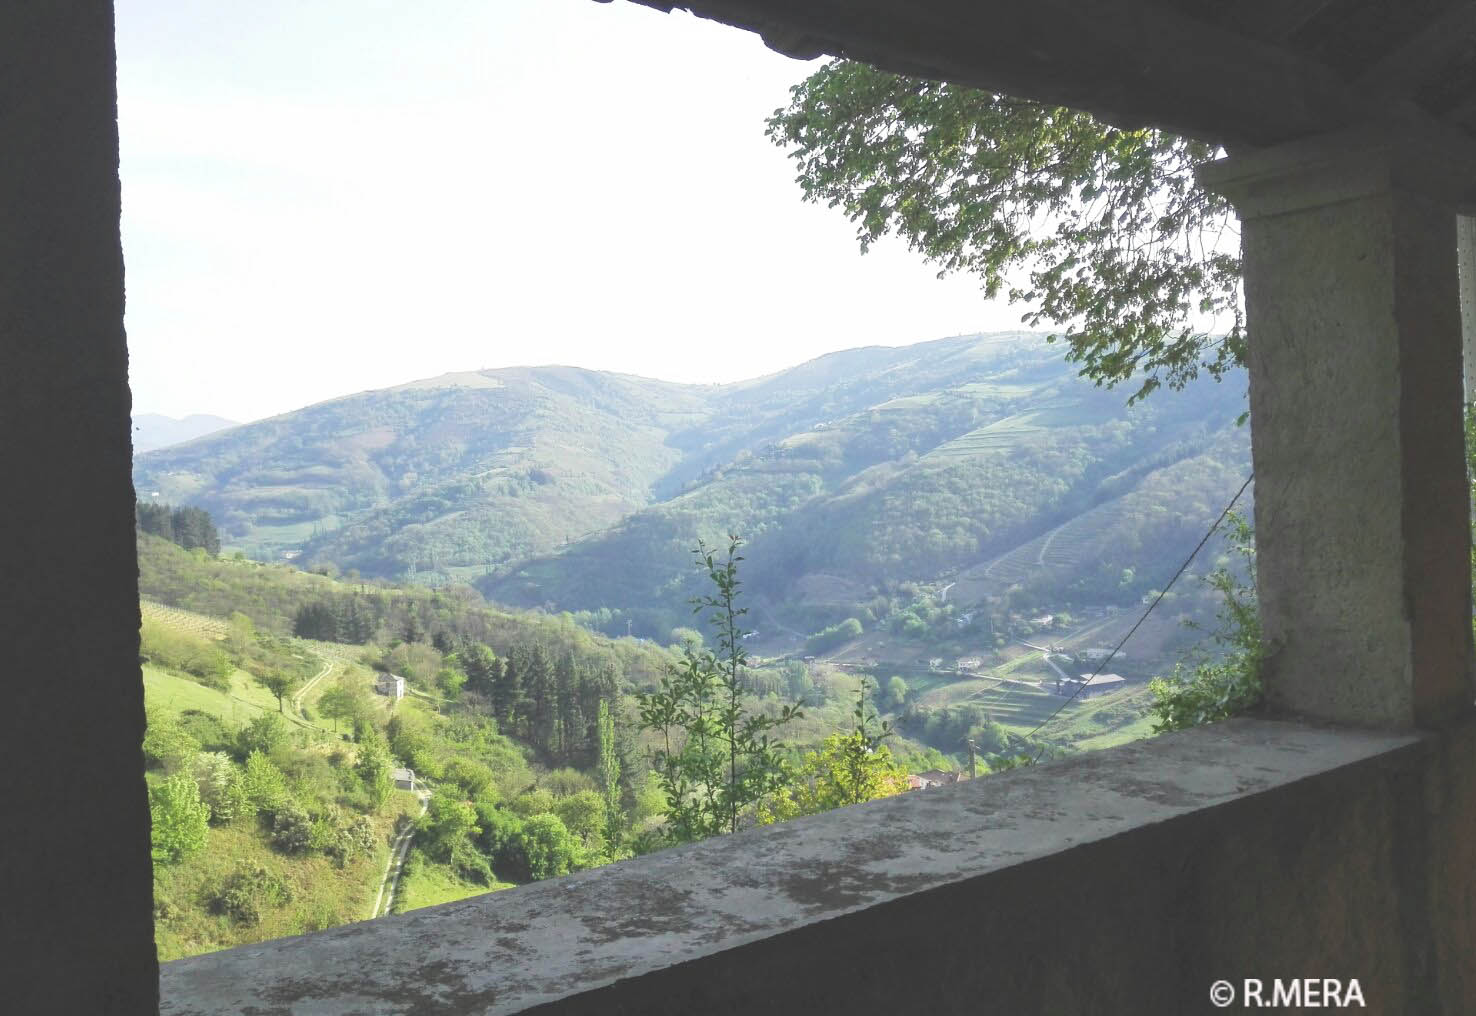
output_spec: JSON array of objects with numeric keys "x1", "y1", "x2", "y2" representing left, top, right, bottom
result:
[
  {"x1": 191, "y1": 751, "x2": 248, "y2": 825},
  {"x1": 143, "y1": 710, "x2": 200, "y2": 772},
  {"x1": 150, "y1": 771, "x2": 210, "y2": 864},
  {"x1": 212, "y1": 862, "x2": 294, "y2": 926},
  {"x1": 236, "y1": 712, "x2": 289, "y2": 758},
  {"x1": 242, "y1": 750, "x2": 289, "y2": 816},
  {"x1": 271, "y1": 801, "x2": 313, "y2": 854},
  {"x1": 516, "y1": 813, "x2": 580, "y2": 881}
]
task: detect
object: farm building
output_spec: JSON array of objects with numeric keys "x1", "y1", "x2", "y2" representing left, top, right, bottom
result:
[
  {"x1": 391, "y1": 767, "x2": 416, "y2": 792},
  {"x1": 1053, "y1": 673, "x2": 1127, "y2": 699},
  {"x1": 375, "y1": 673, "x2": 405, "y2": 700}
]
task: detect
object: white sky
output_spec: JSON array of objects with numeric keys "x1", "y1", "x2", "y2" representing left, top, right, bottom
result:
[{"x1": 116, "y1": 0, "x2": 1029, "y2": 423}]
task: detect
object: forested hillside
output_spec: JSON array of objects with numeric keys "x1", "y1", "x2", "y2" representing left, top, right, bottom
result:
[
  {"x1": 487, "y1": 348, "x2": 1250, "y2": 635},
  {"x1": 134, "y1": 333, "x2": 1250, "y2": 641}
]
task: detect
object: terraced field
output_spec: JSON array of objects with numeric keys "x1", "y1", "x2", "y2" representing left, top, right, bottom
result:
[{"x1": 141, "y1": 599, "x2": 230, "y2": 639}]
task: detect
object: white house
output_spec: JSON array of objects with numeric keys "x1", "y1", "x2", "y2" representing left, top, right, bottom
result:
[{"x1": 376, "y1": 673, "x2": 406, "y2": 700}]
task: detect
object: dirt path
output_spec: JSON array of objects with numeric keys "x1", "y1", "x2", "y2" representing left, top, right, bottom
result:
[
  {"x1": 369, "y1": 789, "x2": 430, "y2": 919},
  {"x1": 292, "y1": 657, "x2": 335, "y2": 716}
]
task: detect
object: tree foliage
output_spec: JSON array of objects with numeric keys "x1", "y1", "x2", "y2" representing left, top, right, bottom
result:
[
  {"x1": 150, "y1": 771, "x2": 211, "y2": 864},
  {"x1": 1148, "y1": 512, "x2": 1262, "y2": 730},
  {"x1": 137, "y1": 500, "x2": 221, "y2": 556},
  {"x1": 763, "y1": 678, "x2": 907, "y2": 821},
  {"x1": 354, "y1": 730, "x2": 395, "y2": 811},
  {"x1": 638, "y1": 536, "x2": 801, "y2": 843},
  {"x1": 766, "y1": 60, "x2": 1242, "y2": 403}
]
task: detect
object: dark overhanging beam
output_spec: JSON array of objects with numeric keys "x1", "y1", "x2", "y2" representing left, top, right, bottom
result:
[
  {"x1": 1358, "y1": 2, "x2": 1476, "y2": 99},
  {"x1": 615, "y1": 0, "x2": 1368, "y2": 147},
  {"x1": 1229, "y1": 0, "x2": 1341, "y2": 44}
]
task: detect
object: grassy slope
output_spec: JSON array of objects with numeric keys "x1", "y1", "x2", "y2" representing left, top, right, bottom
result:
[{"x1": 393, "y1": 862, "x2": 514, "y2": 914}]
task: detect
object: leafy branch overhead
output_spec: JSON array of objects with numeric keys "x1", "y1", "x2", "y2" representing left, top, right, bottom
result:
[{"x1": 767, "y1": 60, "x2": 1243, "y2": 403}]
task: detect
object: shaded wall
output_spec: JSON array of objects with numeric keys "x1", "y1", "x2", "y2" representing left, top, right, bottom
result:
[{"x1": 0, "y1": 4, "x2": 157, "y2": 1012}]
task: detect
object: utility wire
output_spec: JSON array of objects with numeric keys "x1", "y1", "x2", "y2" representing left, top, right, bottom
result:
[{"x1": 1022, "y1": 471, "x2": 1255, "y2": 763}]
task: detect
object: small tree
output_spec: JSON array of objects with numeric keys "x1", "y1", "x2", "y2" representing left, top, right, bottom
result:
[
  {"x1": 254, "y1": 667, "x2": 299, "y2": 714},
  {"x1": 237, "y1": 712, "x2": 288, "y2": 758},
  {"x1": 143, "y1": 709, "x2": 200, "y2": 772},
  {"x1": 1148, "y1": 512, "x2": 1262, "y2": 731},
  {"x1": 638, "y1": 536, "x2": 801, "y2": 843},
  {"x1": 763, "y1": 677, "x2": 908, "y2": 821},
  {"x1": 516, "y1": 813, "x2": 580, "y2": 881},
  {"x1": 191, "y1": 751, "x2": 248, "y2": 825},
  {"x1": 241, "y1": 750, "x2": 289, "y2": 816},
  {"x1": 355, "y1": 730, "x2": 394, "y2": 811},
  {"x1": 150, "y1": 771, "x2": 211, "y2": 864},
  {"x1": 270, "y1": 801, "x2": 313, "y2": 854},
  {"x1": 595, "y1": 699, "x2": 622, "y2": 847},
  {"x1": 418, "y1": 790, "x2": 480, "y2": 862}
]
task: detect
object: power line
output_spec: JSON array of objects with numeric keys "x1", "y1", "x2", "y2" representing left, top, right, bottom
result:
[{"x1": 1022, "y1": 471, "x2": 1255, "y2": 763}]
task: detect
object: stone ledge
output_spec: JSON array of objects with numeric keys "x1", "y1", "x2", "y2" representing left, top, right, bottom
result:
[{"x1": 159, "y1": 719, "x2": 1432, "y2": 1015}]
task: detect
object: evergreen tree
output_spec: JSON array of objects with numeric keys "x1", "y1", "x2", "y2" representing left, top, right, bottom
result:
[
  {"x1": 524, "y1": 644, "x2": 556, "y2": 757},
  {"x1": 493, "y1": 649, "x2": 523, "y2": 733}
]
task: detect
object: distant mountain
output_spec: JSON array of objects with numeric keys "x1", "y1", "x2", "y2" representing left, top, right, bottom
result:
[
  {"x1": 132, "y1": 334, "x2": 1250, "y2": 635},
  {"x1": 132, "y1": 413, "x2": 239, "y2": 454},
  {"x1": 485, "y1": 341, "x2": 1250, "y2": 634}
]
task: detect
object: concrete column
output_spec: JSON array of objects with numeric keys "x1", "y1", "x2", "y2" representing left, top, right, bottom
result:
[
  {"x1": 1200, "y1": 129, "x2": 1475, "y2": 729},
  {"x1": 0, "y1": 4, "x2": 158, "y2": 1013}
]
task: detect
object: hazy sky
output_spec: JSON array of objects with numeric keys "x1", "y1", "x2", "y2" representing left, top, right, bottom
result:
[{"x1": 116, "y1": 0, "x2": 1029, "y2": 423}]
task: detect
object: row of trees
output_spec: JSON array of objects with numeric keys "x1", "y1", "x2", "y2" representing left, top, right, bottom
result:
[{"x1": 137, "y1": 500, "x2": 221, "y2": 556}]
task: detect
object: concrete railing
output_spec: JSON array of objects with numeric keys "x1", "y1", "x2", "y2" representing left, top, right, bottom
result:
[{"x1": 159, "y1": 717, "x2": 1476, "y2": 1014}]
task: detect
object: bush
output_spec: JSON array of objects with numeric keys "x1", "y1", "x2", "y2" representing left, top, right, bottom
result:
[
  {"x1": 242, "y1": 750, "x2": 289, "y2": 816},
  {"x1": 543, "y1": 768, "x2": 595, "y2": 798},
  {"x1": 176, "y1": 710, "x2": 235, "y2": 753},
  {"x1": 508, "y1": 789, "x2": 556, "y2": 819},
  {"x1": 805, "y1": 618, "x2": 864, "y2": 655},
  {"x1": 271, "y1": 801, "x2": 314, "y2": 854},
  {"x1": 150, "y1": 771, "x2": 210, "y2": 864},
  {"x1": 212, "y1": 862, "x2": 294, "y2": 926},
  {"x1": 191, "y1": 751, "x2": 248, "y2": 825},
  {"x1": 444, "y1": 758, "x2": 494, "y2": 799},
  {"x1": 236, "y1": 713, "x2": 289, "y2": 758},
  {"x1": 143, "y1": 709, "x2": 200, "y2": 772},
  {"x1": 516, "y1": 813, "x2": 580, "y2": 881}
]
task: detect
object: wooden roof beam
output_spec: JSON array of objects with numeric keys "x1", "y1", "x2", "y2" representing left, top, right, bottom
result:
[{"x1": 622, "y1": 0, "x2": 1368, "y2": 147}]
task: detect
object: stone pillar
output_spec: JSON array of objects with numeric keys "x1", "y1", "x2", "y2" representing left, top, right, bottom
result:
[
  {"x1": 0, "y1": 4, "x2": 158, "y2": 1013},
  {"x1": 1459, "y1": 216, "x2": 1476, "y2": 402},
  {"x1": 1200, "y1": 127, "x2": 1475, "y2": 729}
]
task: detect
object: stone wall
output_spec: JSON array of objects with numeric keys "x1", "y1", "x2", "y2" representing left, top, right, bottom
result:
[{"x1": 161, "y1": 718, "x2": 1476, "y2": 1014}]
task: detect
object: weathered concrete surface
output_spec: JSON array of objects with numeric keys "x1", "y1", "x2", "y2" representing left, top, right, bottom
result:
[
  {"x1": 161, "y1": 718, "x2": 1476, "y2": 1014},
  {"x1": 0, "y1": 4, "x2": 157, "y2": 1013},
  {"x1": 1201, "y1": 132, "x2": 1475, "y2": 729}
]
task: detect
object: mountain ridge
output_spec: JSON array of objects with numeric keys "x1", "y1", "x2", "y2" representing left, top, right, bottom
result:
[{"x1": 133, "y1": 332, "x2": 1249, "y2": 637}]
